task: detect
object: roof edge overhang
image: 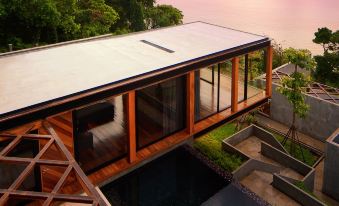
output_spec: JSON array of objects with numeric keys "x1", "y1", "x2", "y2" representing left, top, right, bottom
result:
[{"x1": 0, "y1": 37, "x2": 271, "y2": 131}]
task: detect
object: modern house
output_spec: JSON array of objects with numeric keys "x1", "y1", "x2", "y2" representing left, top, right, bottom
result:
[{"x1": 0, "y1": 22, "x2": 272, "y2": 205}]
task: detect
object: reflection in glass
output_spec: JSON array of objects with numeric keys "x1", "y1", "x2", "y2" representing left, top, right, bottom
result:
[
  {"x1": 194, "y1": 66, "x2": 219, "y2": 121},
  {"x1": 74, "y1": 94, "x2": 128, "y2": 173},
  {"x1": 136, "y1": 76, "x2": 186, "y2": 149}
]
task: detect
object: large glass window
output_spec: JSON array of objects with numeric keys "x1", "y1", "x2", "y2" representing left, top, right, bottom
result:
[
  {"x1": 195, "y1": 62, "x2": 235, "y2": 121},
  {"x1": 136, "y1": 75, "x2": 186, "y2": 149},
  {"x1": 219, "y1": 61, "x2": 233, "y2": 110},
  {"x1": 194, "y1": 66, "x2": 219, "y2": 121},
  {"x1": 195, "y1": 50, "x2": 267, "y2": 122},
  {"x1": 245, "y1": 50, "x2": 267, "y2": 99},
  {"x1": 73, "y1": 94, "x2": 128, "y2": 174}
]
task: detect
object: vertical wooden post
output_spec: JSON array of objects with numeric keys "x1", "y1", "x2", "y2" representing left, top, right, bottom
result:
[
  {"x1": 266, "y1": 45, "x2": 273, "y2": 96},
  {"x1": 186, "y1": 71, "x2": 195, "y2": 135},
  {"x1": 231, "y1": 57, "x2": 239, "y2": 112},
  {"x1": 127, "y1": 91, "x2": 137, "y2": 163}
]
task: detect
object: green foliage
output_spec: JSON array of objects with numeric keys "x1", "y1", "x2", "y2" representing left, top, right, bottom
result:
[
  {"x1": 146, "y1": 5, "x2": 183, "y2": 29},
  {"x1": 129, "y1": 0, "x2": 145, "y2": 31},
  {"x1": 294, "y1": 181, "x2": 328, "y2": 205},
  {"x1": 0, "y1": 0, "x2": 61, "y2": 44},
  {"x1": 248, "y1": 50, "x2": 265, "y2": 80},
  {"x1": 272, "y1": 41, "x2": 288, "y2": 69},
  {"x1": 55, "y1": 0, "x2": 80, "y2": 41},
  {"x1": 244, "y1": 112, "x2": 257, "y2": 125},
  {"x1": 277, "y1": 72, "x2": 310, "y2": 119},
  {"x1": 193, "y1": 123, "x2": 245, "y2": 172},
  {"x1": 274, "y1": 134, "x2": 317, "y2": 166},
  {"x1": 313, "y1": 27, "x2": 338, "y2": 53},
  {"x1": 313, "y1": 27, "x2": 332, "y2": 52},
  {"x1": 294, "y1": 181, "x2": 313, "y2": 195},
  {"x1": 76, "y1": 0, "x2": 119, "y2": 38},
  {"x1": 0, "y1": 0, "x2": 183, "y2": 52},
  {"x1": 313, "y1": 53, "x2": 339, "y2": 87},
  {"x1": 312, "y1": 27, "x2": 339, "y2": 88},
  {"x1": 0, "y1": 2, "x2": 5, "y2": 17},
  {"x1": 284, "y1": 48, "x2": 315, "y2": 70},
  {"x1": 106, "y1": 0, "x2": 182, "y2": 32},
  {"x1": 277, "y1": 48, "x2": 314, "y2": 120}
]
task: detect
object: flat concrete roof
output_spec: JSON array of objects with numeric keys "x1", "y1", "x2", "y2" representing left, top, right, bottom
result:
[{"x1": 0, "y1": 22, "x2": 268, "y2": 117}]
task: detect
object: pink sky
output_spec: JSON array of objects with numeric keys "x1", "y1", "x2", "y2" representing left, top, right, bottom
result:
[{"x1": 157, "y1": 0, "x2": 339, "y2": 54}]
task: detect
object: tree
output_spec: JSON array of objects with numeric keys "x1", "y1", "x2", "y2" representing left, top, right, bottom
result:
[
  {"x1": 146, "y1": 5, "x2": 183, "y2": 29},
  {"x1": 106, "y1": 0, "x2": 154, "y2": 32},
  {"x1": 313, "y1": 27, "x2": 333, "y2": 53},
  {"x1": 272, "y1": 41, "x2": 288, "y2": 69},
  {"x1": 0, "y1": 0, "x2": 61, "y2": 45},
  {"x1": 248, "y1": 50, "x2": 264, "y2": 80},
  {"x1": 76, "y1": 0, "x2": 119, "y2": 38},
  {"x1": 54, "y1": 0, "x2": 80, "y2": 42},
  {"x1": 312, "y1": 27, "x2": 339, "y2": 87},
  {"x1": 0, "y1": 2, "x2": 4, "y2": 17},
  {"x1": 128, "y1": 0, "x2": 145, "y2": 31},
  {"x1": 313, "y1": 53, "x2": 339, "y2": 86},
  {"x1": 277, "y1": 48, "x2": 315, "y2": 159},
  {"x1": 0, "y1": 0, "x2": 183, "y2": 52}
]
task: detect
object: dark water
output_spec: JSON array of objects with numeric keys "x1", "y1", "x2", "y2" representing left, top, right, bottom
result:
[
  {"x1": 158, "y1": 0, "x2": 339, "y2": 55},
  {"x1": 101, "y1": 147, "x2": 258, "y2": 206}
]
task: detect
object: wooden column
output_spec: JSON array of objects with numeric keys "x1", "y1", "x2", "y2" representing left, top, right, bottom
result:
[
  {"x1": 127, "y1": 91, "x2": 137, "y2": 163},
  {"x1": 231, "y1": 57, "x2": 239, "y2": 112},
  {"x1": 266, "y1": 45, "x2": 273, "y2": 96},
  {"x1": 186, "y1": 71, "x2": 195, "y2": 135}
]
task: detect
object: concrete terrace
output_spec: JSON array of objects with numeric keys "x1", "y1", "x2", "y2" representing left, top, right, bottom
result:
[{"x1": 256, "y1": 114, "x2": 339, "y2": 206}]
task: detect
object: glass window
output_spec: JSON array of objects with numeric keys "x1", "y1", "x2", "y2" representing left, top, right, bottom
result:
[
  {"x1": 219, "y1": 61, "x2": 233, "y2": 110},
  {"x1": 136, "y1": 75, "x2": 186, "y2": 149},
  {"x1": 245, "y1": 50, "x2": 266, "y2": 100},
  {"x1": 73, "y1": 94, "x2": 128, "y2": 174},
  {"x1": 194, "y1": 66, "x2": 219, "y2": 121}
]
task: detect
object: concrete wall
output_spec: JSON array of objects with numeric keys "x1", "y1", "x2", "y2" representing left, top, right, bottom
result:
[
  {"x1": 232, "y1": 159, "x2": 281, "y2": 180},
  {"x1": 270, "y1": 83, "x2": 339, "y2": 142},
  {"x1": 261, "y1": 142, "x2": 315, "y2": 191},
  {"x1": 225, "y1": 125, "x2": 286, "y2": 152},
  {"x1": 225, "y1": 126, "x2": 253, "y2": 146},
  {"x1": 322, "y1": 134, "x2": 339, "y2": 201},
  {"x1": 253, "y1": 125, "x2": 287, "y2": 152},
  {"x1": 261, "y1": 142, "x2": 312, "y2": 176},
  {"x1": 273, "y1": 174, "x2": 326, "y2": 206}
]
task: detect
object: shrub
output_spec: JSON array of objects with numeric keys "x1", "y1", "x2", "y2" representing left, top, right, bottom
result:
[{"x1": 193, "y1": 123, "x2": 245, "y2": 172}]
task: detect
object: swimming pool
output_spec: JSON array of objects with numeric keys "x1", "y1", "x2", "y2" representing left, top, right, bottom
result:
[{"x1": 101, "y1": 146, "x2": 259, "y2": 206}]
